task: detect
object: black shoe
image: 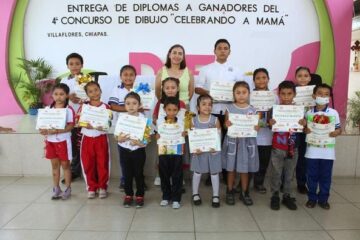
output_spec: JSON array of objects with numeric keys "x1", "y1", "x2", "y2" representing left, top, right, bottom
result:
[
  {"x1": 271, "y1": 194, "x2": 280, "y2": 210},
  {"x1": 305, "y1": 200, "x2": 316, "y2": 208},
  {"x1": 254, "y1": 185, "x2": 267, "y2": 194},
  {"x1": 205, "y1": 176, "x2": 212, "y2": 186},
  {"x1": 240, "y1": 191, "x2": 253, "y2": 206},
  {"x1": 212, "y1": 196, "x2": 220, "y2": 208},
  {"x1": 225, "y1": 189, "x2": 235, "y2": 205},
  {"x1": 297, "y1": 185, "x2": 308, "y2": 194},
  {"x1": 282, "y1": 195, "x2": 297, "y2": 210},
  {"x1": 318, "y1": 201, "x2": 330, "y2": 210},
  {"x1": 192, "y1": 194, "x2": 202, "y2": 206}
]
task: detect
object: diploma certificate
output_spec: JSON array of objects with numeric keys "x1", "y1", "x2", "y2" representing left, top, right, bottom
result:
[
  {"x1": 188, "y1": 128, "x2": 221, "y2": 153},
  {"x1": 79, "y1": 104, "x2": 110, "y2": 130},
  {"x1": 294, "y1": 85, "x2": 316, "y2": 107},
  {"x1": 36, "y1": 108, "x2": 67, "y2": 130},
  {"x1": 227, "y1": 113, "x2": 259, "y2": 138},
  {"x1": 209, "y1": 81, "x2": 234, "y2": 102},
  {"x1": 114, "y1": 114, "x2": 147, "y2": 140},
  {"x1": 157, "y1": 123, "x2": 185, "y2": 145},
  {"x1": 272, "y1": 105, "x2": 305, "y2": 132},
  {"x1": 250, "y1": 91, "x2": 276, "y2": 111}
]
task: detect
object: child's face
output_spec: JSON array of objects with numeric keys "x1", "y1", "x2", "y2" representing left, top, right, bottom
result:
[
  {"x1": 279, "y1": 88, "x2": 296, "y2": 105},
  {"x1": 254, "y1": 72, "x2": 269, "y2": 90},
  {"x1": 296, "y1": 69, "x2": 311, "y2": 86},
  {"x1": 120, "y1": 68, "x2": 136, "y2": 88},
  {"x1": 67, "y1": 58, "x2": 83, "y2": 75},
  {"x1": 197, "y1": 98, "x2": 212, "y2": 115},
  {"x1": 169, "y1": 47, "x2": 184, "y2": 65},
  {"x1": 313, "y1": 87, "x2": 330, "y2": 98},
  {"x1": 125, "y1": 97, "x2": 140, "y2": 114},
  {"x1": 52, "y1": 88, "x2": 68, "y2": 106},
  {"x1": 164, "y1": 103, "x2": 179, "y2": 119},
  {"x1": 86, "y1": 84, "x2": 101, "y2": 101},
  {"x1": 234, "y1": 86, "x2": 249, "y2": 104},
  {"x1": 214, "y1": 42, "x2": 230, "y2": 62},
  {"x1": 163, "y1": 80, "x2": 178, "y2": 97}
]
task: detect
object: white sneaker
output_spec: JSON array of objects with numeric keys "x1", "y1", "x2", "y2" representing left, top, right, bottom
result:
[
  {"x1": 160, "y1": 200, "x2": 169, "y2": 206},
  {"x1": 99, "y1": 188, "x2": 107, "y2": 199},
  {"x1": 88, "y1": 191, "x2": 96, "y2": 199},
  {"x1": 154, "y1": 177, "x2": 161, "y2": 186},
  {"x1": 172, "y1": 201, "x2": 181, "y2": 209}
]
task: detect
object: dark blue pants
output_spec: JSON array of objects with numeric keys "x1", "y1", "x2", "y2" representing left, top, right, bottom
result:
[
  {"x1": 117, "y1": 145, "x2": 126, "y2": 184},
  {"x1": 306, "y1": 158, "x2": 334, "y2": 203},
  {"x1": 296, "y1": 133, "x2": 307, "y2": 187}
]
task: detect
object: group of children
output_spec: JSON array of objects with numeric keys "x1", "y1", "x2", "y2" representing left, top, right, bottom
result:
[{"x1": 39, "y1": 52, "x2": 341, "y2": 212}]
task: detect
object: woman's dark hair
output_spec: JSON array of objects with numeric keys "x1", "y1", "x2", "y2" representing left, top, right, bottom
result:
[
  {"x1": 66, "y1": 52, "x2": 83, "y2": 65},
  {"x1": 295, "y1": 66, "x2": 311, "y2": 76},
  {"x1": 160, "y1": 77, "x2": 180, "y2": 103},
  {"x1": 214, "y1": 39, "x2": 231, "y2": 49},
  {"x1": 120, "y1": 65, "x2": 137, "y2": 76},
  {"x1": 124, "y1": 91, "x2": 141, "y2": 105},
  {"x1": 50, "y1": 83, "x2": 70, "y2": 108},
  {"x1": 253, "y1": 68, "x2": 269, "y2": 81},
  {"x1": 309, "y1": 73, "x2": 322, "y2": 86},
  {"x1": 278, "y1": 80, "x2": 296, "y2": 94},
  {"x1": 163, "y1": 96, "x2": 180, "y2": 109},
  {"x1": 84, "y1": 81, "x2": 101, "y2": 94},
  {"x1": 165, "y1": 44, "x2": 186, "y2": 70}
]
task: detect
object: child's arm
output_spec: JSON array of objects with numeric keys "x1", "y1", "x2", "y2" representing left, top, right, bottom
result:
[
  {"x1": 69, "y1": 93, "x2": 81, "y2": 104},
  {"x1": 329, "y1": 128, "x2": 341, "y2": 137},
  {"x1": 188, "y1": 72, "x2": 195, "y2": 101},
  {"x1": 110, "y1": 104, "x2": 126, "y2": 112},
  {"x1": 117, "y1": 133, "x2": 130, "y2": 143},
  {"x1": 155, "y1": 70, "x2": 162, "y2": 100},
  {"x1": 224, "y1": 111, "x2": 232, "y2": 128}
]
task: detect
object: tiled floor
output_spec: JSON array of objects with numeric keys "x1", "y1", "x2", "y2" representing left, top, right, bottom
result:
[{"x1": 1, "y1": 176, "x2": 360, "y2": 240}]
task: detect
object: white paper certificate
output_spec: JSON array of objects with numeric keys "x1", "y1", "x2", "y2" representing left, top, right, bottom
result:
[
  {"x1": 294, "y1": 85, "x2": 316, "y2": 107},
  {"x1": 250, "y1": 91, "x2": 276, "y2": 111},
  {"x1": 306, "y1": 115, "x2": 336, "y2": 147},
  {"x1": 157, "y1": 123, "x2": 185, "y2": 145},
  {"x1": 272, "y1": 105, "x2": 305, "y2": 132},
  {"x1": 114, "y1": 114, "x2": 147, "y2": 140},
  {"x1": 188, "y1": 128, "x2": 221, "y2": 153},
  {"x1": 138, "y1": 90, "x2": 155, "y2": 110},
  {"x1": 227, "y1": 113, "x2": 259, "y2": 138},
  {"x1": 36, "y1": 108, "x2": 67, "y2": 130},
  {"x1": 79, "y1": 104, "x2": 110, "y2": 130},
  {"x1": 209, "y1": 81, "x2": 234, "y2": 102},
  {"x1": 74, "y1": 84, "x2": 88, "y2": 100}
]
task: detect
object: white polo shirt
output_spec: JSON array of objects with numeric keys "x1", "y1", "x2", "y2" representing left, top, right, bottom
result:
[
  {"x1": 60, "y1": 75, "x2": 80, "y2": 113},
  {"x1": 305, "y1": 106, "x2": 341, "y2": 160},
  {"x1": 108, "y1": 83, "x2": 131, "y2": 106},
  {"x1": 46, "y1": 106, "x2": 75, "y2": 142},
  {"x1": 197, "y1": 61, "x2": 251, "y2": 114}
]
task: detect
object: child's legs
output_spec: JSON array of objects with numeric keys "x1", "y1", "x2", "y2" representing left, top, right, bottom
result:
[
  {"x1": 192, "y1": 172, "x2": 202, "y2": 195},
  {"x1": 70, "y1": 128, "x2": 82, "y2": 176},
  {"x1": 159, "y1": 155, "x2": 171, "y2": 200},
  {"x1": 50, "y1": 159, "x2": 61, "y2": 187},
  {"x1": 306, "y1": 158, "x2": 320, "y2": 202},
  {"x1": 227, "y1": 171, "x2": 236, "y2": 190},
  {"x1": 318, "y1": 159, "x2": 334, "y2": 203},
  {"x1": 270, "y1": 149, "x2": 286, "y2": 194},
  {"x1": 171, "y1": 155, "x2": 183, "y2": 202},
  {"x1": 117, "y1": 145, "x2": 126, "y2": 184},
  {"x1": 120, "y1": 147, "x2": 134, "y2": 196},
  {"x1": 95, "y1": 135, "x2": 110, "y2": 190},
  {"x1": 240, "y1": 173, "x2": 249, "y2": 192},
  {"x1": 283, "y1": 149, "x2": 298, "y2": 197},
  {"x1": 133, "y1": 148, "x2": 146, "y2": 197},
  {"x1": 60, "y1": 160, "x2": 71, "y2": 188},
  {"x1": 210, "y1": 173, "x2": 220, "y2": 196},
  {"x1": 296, "y1": 134, "x2": 307, "y2": 187},
  {"x1": 254, "y1": 145, "x2": 272, "y2": 186},
  {"x1": 81, "y1": 136, "x2": 97, "y2": 192}
]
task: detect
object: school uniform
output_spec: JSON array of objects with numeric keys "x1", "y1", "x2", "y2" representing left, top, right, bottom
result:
[
  {"x1": 305, "y1": 106, "x2": 340, "y2": 203},
  {"x1": 79, "y1": 102, "x2": 110, "y2": 192}
]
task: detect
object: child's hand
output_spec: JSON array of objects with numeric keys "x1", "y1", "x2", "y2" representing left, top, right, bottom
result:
[
  {"x1": 69, "y1": 93, "x2": 81, "y2": 104},
  {"x1": 96, "y1": 126, "x2": 104, "y2": 131},
  {"x1": 209, "y1": 148, "x2": 217, "y2": 154},
  {"x1": 39, "y1": 129, "x2": 48, "y2": 135},
  {"x1": 298, "y1": 118, "x2": 307, "y2": 126},
  {"x1": 138, "y1": 107, "x2": 145, "y2": 113},
  {"x1": 118, "y1": 133, "x2": 130, "y2": 143},
  {"x1": 269, "y1": 119, "x2": 276, "y2": 127},
  {"x1": 155, "y1": 133, "x2": 160, "y2": 140},
  {"x1": 329, "y1": 130, "x2": 340, "y2": 138},
  {"x1": 182, "y1": 131, "x2": 187, "y2": 137},
  {"x1": 304, "y1": 127, "x2": 311, "y2": 134},
  {"x1": 130, "y1": 139, "x2": 143, "y2": 146},
  {"x1": 195, "y1": 149, "x2": 202, "y2": 155},
  {"x1": 86, "y1": 123, "x2": 94, "y2": 129},
  {"x1": 254, "y1": 125, "x2": 260, "y2": 132},
  {"x1": 225, "y1": 120, "x2": 232, "y2": 128}
]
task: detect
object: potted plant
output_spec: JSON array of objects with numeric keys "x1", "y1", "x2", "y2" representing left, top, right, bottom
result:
[
  {"x1": 347, "y1": 91, "x2": 360, "y2": 132},
  {"x1": 16, "y1": 58, "x2": 55, "y2": 115}
]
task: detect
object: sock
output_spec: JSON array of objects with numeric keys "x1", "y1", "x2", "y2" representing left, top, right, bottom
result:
[
  {"x1": 192, "y1": 172, "x2": 202, "y2": 196},
  {"x1": 211, "y1": 173, "x2": 220, "y2": 197}
]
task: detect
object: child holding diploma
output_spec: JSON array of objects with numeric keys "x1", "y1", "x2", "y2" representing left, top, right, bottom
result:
[
  {"x1": 304, "y1": 84, "x2": 341, "y2": 210},
  {"x1": 223, "y1": 81, "x2": 259, "y2": 206},
  {"x1": 190, "y1": 94, "x2": 222, "y2": 208},
  {"x1": 108, "y1": 65, "x2": 137, "y2": 190},
  {"x1": 156, "y1": 97, "x2": 186, "y2": 209},
  {"x1": 269, "y1": 81, "x2": 306, "y2": 211},
  {"x1": 39, "y1": 83, "x2": 75, "y2": 200},
  {"x1": 118, "y1": 92, "x2": 147, "y2": 208},
  {"x1": 78, "y1": 82, "x2": 111, "y2": 199},
  {"x1": 295, "y1": 66, "x2": 313, "y2": 194}
]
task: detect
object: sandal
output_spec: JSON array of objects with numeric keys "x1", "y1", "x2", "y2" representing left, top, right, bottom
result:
[
  {"x1": 212, "y1": 196, "x2": 220, "y2": 208},
  {"x1": 192, "y1": 194, "x2": 202, "y2": 206}
]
